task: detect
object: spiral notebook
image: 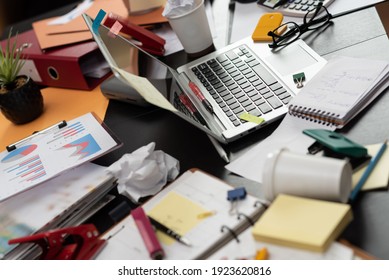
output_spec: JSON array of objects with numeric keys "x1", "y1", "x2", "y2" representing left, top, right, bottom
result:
[
  {"x1": 288, "y1": 56, "x2": 389, "y2": 128},
  {"x1": 96, "y1": 169, "x2": 267, "y2": 260}
]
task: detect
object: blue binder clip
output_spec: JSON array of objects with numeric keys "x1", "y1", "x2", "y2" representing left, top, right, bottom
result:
[{"x1": 227, "y1": 187, "x2": 247, "y2": 214}]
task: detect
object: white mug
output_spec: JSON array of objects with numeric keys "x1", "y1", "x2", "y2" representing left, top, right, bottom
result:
[
  {"x1": 263, "y1": 148, "x2": 352, "y2": 203},
  {"x1": 166, "y1": 0, "x2": 214, "y2": 57}
]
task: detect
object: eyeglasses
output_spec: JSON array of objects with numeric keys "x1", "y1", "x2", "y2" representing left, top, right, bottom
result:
[{"x1": 268, "y1": 3, "x2": 333, "y2": 49}]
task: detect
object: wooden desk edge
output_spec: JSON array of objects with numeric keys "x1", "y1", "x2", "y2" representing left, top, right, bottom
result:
[{"x1": 339, "y1": 239, "x2": 378, "y2": 260}]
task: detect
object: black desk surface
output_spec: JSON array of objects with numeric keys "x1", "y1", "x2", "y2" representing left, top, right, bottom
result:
[{"x1": 3, "y1": 1, "x2": 389, "y2": 259}]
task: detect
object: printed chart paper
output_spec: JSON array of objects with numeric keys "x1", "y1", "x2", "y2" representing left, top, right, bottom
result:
[{"x1": 0, "y1": 112, "x2": 119, "y2": 202}]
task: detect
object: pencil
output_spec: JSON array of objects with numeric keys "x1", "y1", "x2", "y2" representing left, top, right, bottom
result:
[{"x1": 349, "y1": 140, "x2": 387, "y2": 202}]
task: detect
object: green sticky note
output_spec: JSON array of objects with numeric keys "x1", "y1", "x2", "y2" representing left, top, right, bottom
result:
[{"x1": 239, "y1": 112, "x2": 265, "y2": 124}]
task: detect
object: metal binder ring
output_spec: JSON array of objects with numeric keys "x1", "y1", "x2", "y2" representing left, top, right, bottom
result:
[
  {"x1": 220, "y1": 225, "x2": 239, "y2": 243},
  {"x1": 237, "y1": 213, "x2": 254, "y2": 226},
  {"x1": 17, "y1": 43, "x2": 32, "y2": 53},
  {"x1": 254, "y1": 199, "x2": 270, "y2": 209}
]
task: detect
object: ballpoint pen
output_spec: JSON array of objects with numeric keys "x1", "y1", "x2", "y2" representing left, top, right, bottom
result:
[
  {"x1": 349, "y1": 140, "x2": 388, "y2": 202},
  {"x1": 179, "y1": 93, "x2": 207, "y2": 126},
  {"x1": 148, "y1": 216, "x2": 192, "y2": 247},
  {"x1": 188, "y1": 81, "x2": 214, "y2": 114},
  {"x1": 208, "y1": 134, "x2": 230, "y2": 163}
]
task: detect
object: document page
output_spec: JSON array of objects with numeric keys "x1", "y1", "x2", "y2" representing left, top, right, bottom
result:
[
  {"x1": 0, "y1": 112, "x2": 119, "y2": 202},
  {"x1": 226, "y1": 114, "x2": 331, "y2": 184}
]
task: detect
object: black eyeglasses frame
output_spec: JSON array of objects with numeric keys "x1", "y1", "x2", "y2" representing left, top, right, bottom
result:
[{"x1": 267, "y1": 3, "x2": 333, "y2": 49}]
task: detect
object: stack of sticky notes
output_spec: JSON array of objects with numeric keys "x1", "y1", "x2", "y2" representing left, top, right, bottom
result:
[{"x1": 252, "y1": 194, "x2": 353, "y2": 252}]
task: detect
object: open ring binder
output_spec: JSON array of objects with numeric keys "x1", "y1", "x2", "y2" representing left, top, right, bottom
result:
[{"x1": 95, "y1": 169, "x2": 268, "y2": 260}]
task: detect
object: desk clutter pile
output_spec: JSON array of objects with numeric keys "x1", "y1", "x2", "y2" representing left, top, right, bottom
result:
[{"x1": 0, "y1": 126, "x2": 386, "y2": 259}]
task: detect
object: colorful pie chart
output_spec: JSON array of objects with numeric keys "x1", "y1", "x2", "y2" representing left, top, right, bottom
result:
[{"x1": 1, "y1": 144, "x2": 38, "y2": 163}]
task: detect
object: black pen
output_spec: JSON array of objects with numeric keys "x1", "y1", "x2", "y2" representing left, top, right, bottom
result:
[{"x1": 148, "y1": 216, "x2": 192, "y2": 247}]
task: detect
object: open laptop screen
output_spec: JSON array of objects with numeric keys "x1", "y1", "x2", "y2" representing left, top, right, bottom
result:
[{"x1": 82, "y1": 14, "x2": 223, "y2": 140}]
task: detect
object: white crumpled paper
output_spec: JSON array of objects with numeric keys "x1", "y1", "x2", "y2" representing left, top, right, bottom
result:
[
  {"x1": 106, "y1": 142, "x2": 180, "y2": 202},
  {"x1": 162, "y1": 0, "x2": 196, "y2": 17}
]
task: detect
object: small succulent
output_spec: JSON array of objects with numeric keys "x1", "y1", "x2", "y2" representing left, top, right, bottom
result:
[{"x1": 0, "y1": 29, "x2": 26, "y2": 92}]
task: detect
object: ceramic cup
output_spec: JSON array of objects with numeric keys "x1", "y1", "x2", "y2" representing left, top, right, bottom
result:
[
  {"x1": 263, "y1": 148, "x2": 352, "y2": 203},
  {"x1": 166, "y1": 0, "x2": 215, "y2": 57}
]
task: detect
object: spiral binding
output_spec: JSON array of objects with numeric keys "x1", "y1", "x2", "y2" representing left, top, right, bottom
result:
[{"x1": 288, "y1": 105, "x2": 339, "y2": 127}]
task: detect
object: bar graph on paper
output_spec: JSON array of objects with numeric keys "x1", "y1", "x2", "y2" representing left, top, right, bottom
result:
[
  {"x1": 46, "y1": 121, "x2": 85, "y2": 144},
  {"x1": 3, "y1": 154, "x2": 46, "y2": 184}
]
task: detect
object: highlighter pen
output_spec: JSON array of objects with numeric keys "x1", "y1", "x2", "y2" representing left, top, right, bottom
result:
[
  {"x1": 188, "y1": 81, "x2": 214, "y2": 114},
  {"x1": 148, "y1": 216, "x2": 192, "y2": 247},
  {"x1": 349, "y1": 139, "x2": 387, "y2": 202},
  {"x1": 132, "y1": 207, "x2": 165, "y2": 260}
]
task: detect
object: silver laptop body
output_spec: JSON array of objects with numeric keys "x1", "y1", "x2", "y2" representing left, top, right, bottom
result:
[{"x1": 83, "y1": 13, "x2": 326, "y2": 143}]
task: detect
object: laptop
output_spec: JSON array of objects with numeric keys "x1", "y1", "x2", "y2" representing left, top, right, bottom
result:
[{"x1": 83, "y1": 13, "x2": 326, "y2": 143}]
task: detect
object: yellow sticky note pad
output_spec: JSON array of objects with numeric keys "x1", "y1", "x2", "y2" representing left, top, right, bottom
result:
[
  {"x1": 239, "y1": 112, "x2": 265, "y2": 124},
  {"x1": 148, "y1": 192, "x2": 208, "y2": 245},
  {"x1": 252, "y1": 194, "x2": 353, "y2": 252}
]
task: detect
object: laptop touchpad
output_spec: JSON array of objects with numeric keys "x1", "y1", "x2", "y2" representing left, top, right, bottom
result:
[{"x1": 265, "y1": 44, "x2": 319, "y2": 76}]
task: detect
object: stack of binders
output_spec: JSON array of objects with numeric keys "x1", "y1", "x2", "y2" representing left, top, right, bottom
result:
[{"x1": 0, "y1": 30, "x2": 111, "y2": 90}]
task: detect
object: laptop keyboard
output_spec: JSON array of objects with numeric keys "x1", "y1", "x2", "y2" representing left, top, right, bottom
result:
[{"x1": 191, "y1": 45, "x2": 292, "y2": 127}]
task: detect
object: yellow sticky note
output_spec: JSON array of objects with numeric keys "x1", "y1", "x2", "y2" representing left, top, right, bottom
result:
[
  {"x1": 252, "y1": 194, "x2": 352, "y2": 252},
  {"x1": 239, "y1": 112, "x2": 265, "y2": 124},
  {"x1": 352, "y1": 143, "x2": 389, "y2": 191},
  {"x1": 113, "y1": 67, "x2": 177, "y2": 112},
  {"x1": 148, "y1": 192, "x2": 208, "y2": 245}
]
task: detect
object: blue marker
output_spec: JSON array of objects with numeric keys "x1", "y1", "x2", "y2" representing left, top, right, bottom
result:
[{"x1": 349, "y1": 140, "x2": 387, "y2": 202}]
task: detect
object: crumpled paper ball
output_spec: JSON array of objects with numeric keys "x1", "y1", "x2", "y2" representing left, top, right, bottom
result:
[
  {"x1": 162, "y1": 0, "x2": 195, "y2": 17},
  {"x1": 106, "y1": 142, "x2": 180, "y2": 202}
]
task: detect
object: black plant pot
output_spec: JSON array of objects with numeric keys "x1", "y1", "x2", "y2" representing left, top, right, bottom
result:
[{"x1": 0, "y1": 76, "x2": 44, "y2": 125}]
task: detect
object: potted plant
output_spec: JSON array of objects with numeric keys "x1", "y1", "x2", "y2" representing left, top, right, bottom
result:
[{"x1": 0, "y1": 29, "x2": 44, "y2": 125}]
